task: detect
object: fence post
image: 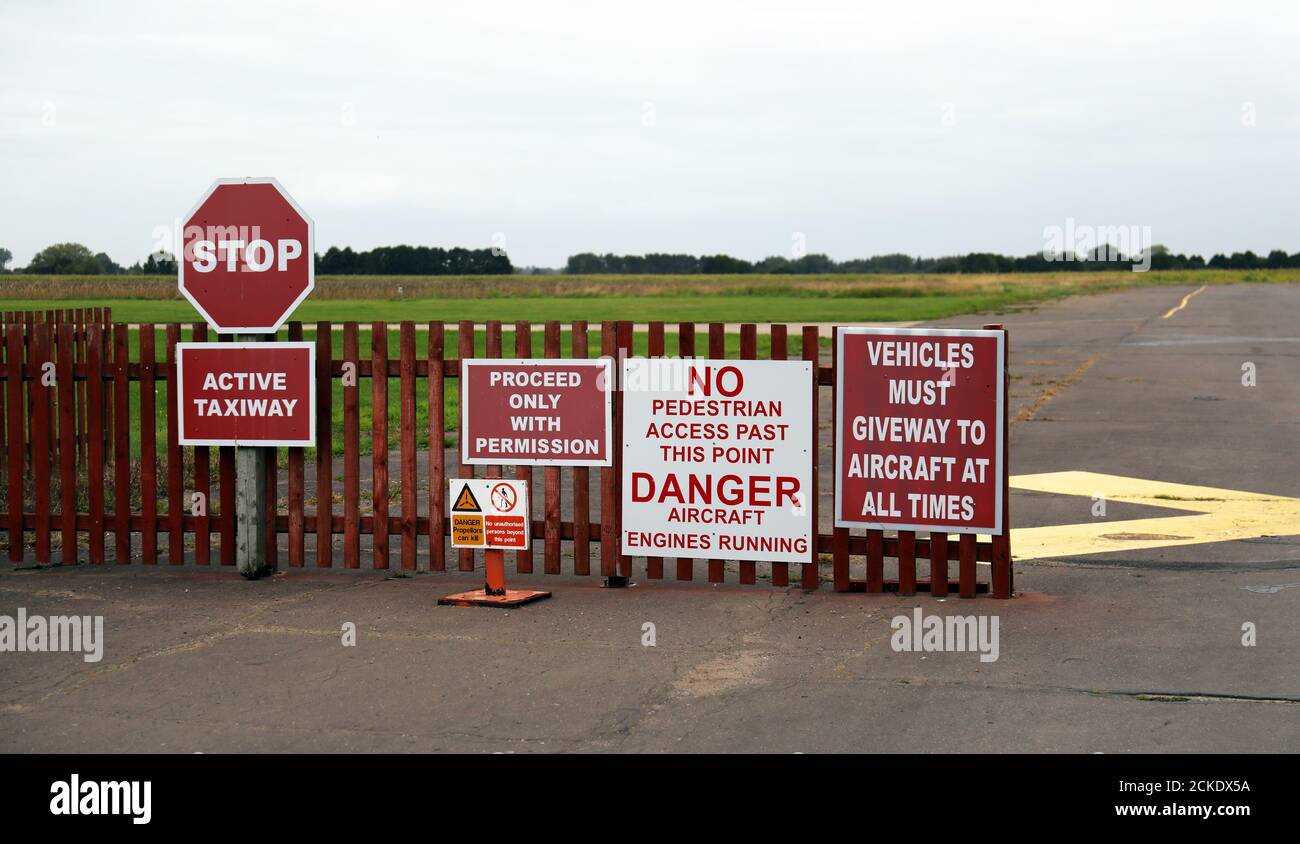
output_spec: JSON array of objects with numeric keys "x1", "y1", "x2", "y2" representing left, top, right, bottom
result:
[{"x1": 801, "y1": 325, "x2": 820, "y2": 590}]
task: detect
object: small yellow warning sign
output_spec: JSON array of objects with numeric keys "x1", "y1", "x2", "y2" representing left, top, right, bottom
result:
[
  {"x1": 448, "y1": 478, "x2": 531, "y2": 550},
  {"x1": 452, "y1": 513, "x2": 485, "y2": 547},
  {"x1": 452, "y1": 484, "x2": 482, "y2": 513}
]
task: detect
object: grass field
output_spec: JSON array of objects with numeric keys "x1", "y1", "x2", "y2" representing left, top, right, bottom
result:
[
  {"x1": 3, "y1": 268, "x2": 1297, "y2": 326},
  {"x1": 4, "y1": 269, "x2": 1295, "y2": 460}
]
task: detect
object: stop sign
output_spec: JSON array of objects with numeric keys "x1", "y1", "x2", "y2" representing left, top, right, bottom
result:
[{"x1": 179, "y1": 177, "x2": 314, "y2": 333}]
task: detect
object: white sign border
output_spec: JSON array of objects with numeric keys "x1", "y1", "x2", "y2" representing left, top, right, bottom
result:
[
  {"x1": 833, "y1": 326, "x2": 1005, "y2": 535},
  {"x1": 178, "y1": 176, "x2": 315, "y2": 335},
  {"x1": 176, "y1": 341, "x2": 317, "y2": 448},
  {"x1": 460, "y1": 358, "x2": 614, "y2": 467}
]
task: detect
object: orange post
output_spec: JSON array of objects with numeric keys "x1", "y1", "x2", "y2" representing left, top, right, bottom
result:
[{"x1": 484, "y1": 549, "x2": 506, "y2": 596}]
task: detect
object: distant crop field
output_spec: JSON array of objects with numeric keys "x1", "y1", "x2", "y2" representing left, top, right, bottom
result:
[{"x1": 1, "y1": 269, "x2": 1295, "y2": 326}]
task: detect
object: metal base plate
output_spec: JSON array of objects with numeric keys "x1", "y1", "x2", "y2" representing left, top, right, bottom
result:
[{"x1": 438, "y1": 589, "x2": 553, "y2": 608}]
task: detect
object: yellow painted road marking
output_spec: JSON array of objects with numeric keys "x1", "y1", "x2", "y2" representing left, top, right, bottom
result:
[
  {"x1": 1008, "y1": 471, "x2": 1300, "y2": 560},
  {"x1": 1162, "y1": 285, "x2": 1206, "y2": 319},
  {"x1": 1012, "y1": 354, "x2": 1100, "y2": 426}
]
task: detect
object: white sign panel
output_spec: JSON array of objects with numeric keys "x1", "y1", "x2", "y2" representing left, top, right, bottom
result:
[
  {"x1": 621, "y1": 357, "x2": 814, "y2": 563},
  {"x1": 448, "y1": 478, "x2": 530, "y2": 550}
]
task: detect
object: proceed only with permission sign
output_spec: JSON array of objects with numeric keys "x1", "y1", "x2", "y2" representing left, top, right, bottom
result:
[
  {"x1": 461, "y1": 359, "x2": 612, "y2": 466},
  {"x1": 621, "y1": 358, "x2": 813, "y2": 563},
  {"x1": 835, "y1": 327, "x2": 1004, "y2": 534}
]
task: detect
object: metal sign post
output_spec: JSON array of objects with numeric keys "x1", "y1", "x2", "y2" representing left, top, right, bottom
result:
[{"x1": 233, "y1": 333, "x2": 270, "y2": 578}]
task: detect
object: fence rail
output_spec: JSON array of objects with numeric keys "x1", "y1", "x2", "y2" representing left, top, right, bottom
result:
[{"x1": 0, "y1": 312, "x2": 1011, "y2": 597}]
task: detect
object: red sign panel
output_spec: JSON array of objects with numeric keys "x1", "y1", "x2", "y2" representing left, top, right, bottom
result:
[
  {"x1": 835, "y1": 327, "x2": 1004, "y2": 534},
  {"x1": 484, "y1": 515, "x2": 527, "y2": 549},
  {"x1": 179, "y1": 177, "x2": 314, "y2": 334},
  {"x1": 461, "y1": 359, "x2": 613, "y2": 466},
  {"x1": 177, "y1": 342, "x2": 316, "y2": 447}
]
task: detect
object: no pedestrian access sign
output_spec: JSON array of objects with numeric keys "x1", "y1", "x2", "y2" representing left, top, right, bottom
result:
[
  {"x1": 179, "y1": 177, "x2": 314, "y2": 334},
  {"x1": 620, "y1": 357, "x2": 814, "y2": 563},
  {"x1": 835, "y1": 327, "x2": 1005, "y2": 534}
]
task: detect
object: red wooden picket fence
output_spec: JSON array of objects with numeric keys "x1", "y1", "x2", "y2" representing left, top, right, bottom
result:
[{"x1": 0, "y1": 314, "x2": 1012, "y2": 598}]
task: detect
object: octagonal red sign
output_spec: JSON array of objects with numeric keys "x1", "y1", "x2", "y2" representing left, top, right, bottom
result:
[{"x1": 179, "y1": 177, "x2": 314, "y2": 333}]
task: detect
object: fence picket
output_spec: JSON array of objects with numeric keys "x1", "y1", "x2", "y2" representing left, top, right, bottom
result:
[
  {"x1": 399, "y1": 321, "x2": 417, "y2": 571},
  {"x1": 930, "y1": 532, "x2": 949, "y2": 596},
  {"x1": 113, "y1": 325, "x2": 130, "y2": 563},
  {"x1": 959, "y1": 533, "x2": 977, "y2": 599},
  {"x1": 543, "y1": 321, "x2": 561, "y2": 574},
  {"x1": 316, "y1": 321, "x2": 334, "y2": 568},
  {"x1": 644, "y1": 322, "x2": 665, "y2": 580},
  {"x1": 58, "y1": 323, "x2": 76, "y2": 563},
  {"x1": 738, "y1": 323, "x2": 758, "y2": 586},
  {"x1": 287, "y1": 322, "x2": 306, "y2": 567},
  {"x1": 707, "y1": 322, "x2": 725, "y2": 584},
  {"x1": 599, "y1": 321, "x2": 617, "y2": 578},
  {"x1": 6, "y1": 324, "x2": 23, "y2": 561},
  {"x1": 428, "y1": 322, "x2": 445, "y2": 571},
  {"x1": 191, "y1": 323, "x2": 210, "y2": 565},
  {"x1": 343, "y1": 323, "x2": 361, "y2": 568},
  {"x1": 371, "y1": 321, "x2": 389, "y2": 569},
  {"x1": 139, "y1": 325, "x2": 158, "y2": 564},
  {"x1": 616, "y1": 321, "x2": 633, "y2": 579},
  {"x1": 456, "y1": 321, "x2": 474, "y2": 572},
  {"x1": 770, "y1": 324, "x2": 789, "y2": 588},
  {"x1": 87, "y1": 324, "x2": 105, "y2": 563},
  {"x1": 675, "y1": 322, "x2": 695, "y2": 581},
  {"x1": 514, "y1": 321, "x2": 534, "y2": 574},
  {"x1": 571, "y1": 322, "x2": 591, "y2": 575},
  {"x1": 32, "y1": 325, "x2": 52, "y2": 563},
  {"x1": 166, "y1": 325, "x2": 184, "y2": 565},
  {"x1": 898, "y1": 530, "x2": 916, "y2": 596}
]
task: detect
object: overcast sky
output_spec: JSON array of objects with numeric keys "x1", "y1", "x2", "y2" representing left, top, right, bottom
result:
[{"x1": 3, "y1": 0, "x2": 1299, "y2": 268}]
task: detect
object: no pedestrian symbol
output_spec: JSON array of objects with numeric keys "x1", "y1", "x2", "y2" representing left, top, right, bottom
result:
[{"x1": 490, "y1": 483, "x2": 516, "y2": 512}]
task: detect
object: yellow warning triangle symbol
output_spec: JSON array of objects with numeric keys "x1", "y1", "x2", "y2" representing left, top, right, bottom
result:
[{"x1": 452, "y1": 484, "x2": 482, "y2": 513}]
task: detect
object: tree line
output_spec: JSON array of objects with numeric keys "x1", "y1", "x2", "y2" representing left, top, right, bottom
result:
[
  {"x1": 565, "y1": 247, "x2": 1300, "y2": 274},
  {"x1": 0, "y1": 243, "x2": 178, "y2": 275},
  {"x1": 6, "y1": 241, "x2": 1300, "y2": 276},
  {"x1": 0, "y1": 243, "x2": 514, "y2": 275},
  {"x1": 313, "y1": 245, "x2": 512, "y2": 275}
]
